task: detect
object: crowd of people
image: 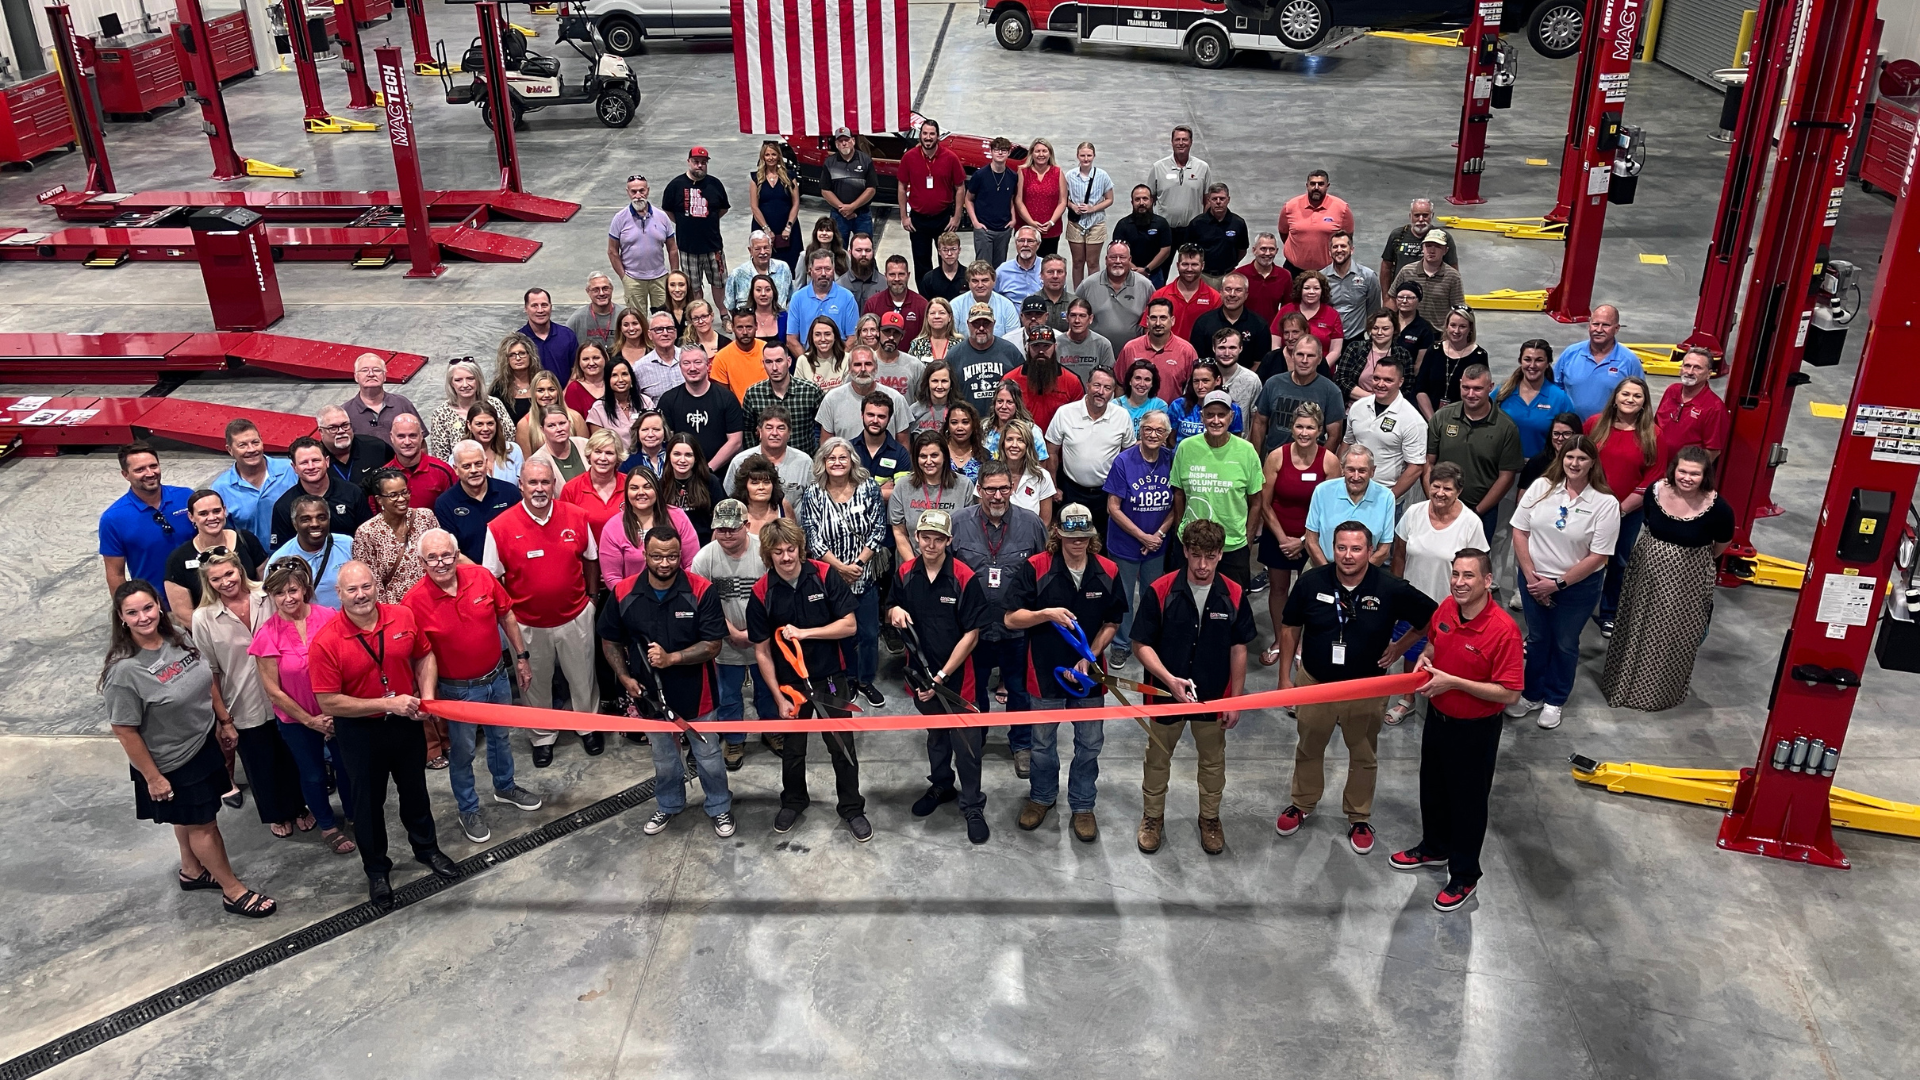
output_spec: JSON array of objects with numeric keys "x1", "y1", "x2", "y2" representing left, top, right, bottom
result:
[{"x1": 94, "y1": 126, "x2": 1737, "y2": 917}]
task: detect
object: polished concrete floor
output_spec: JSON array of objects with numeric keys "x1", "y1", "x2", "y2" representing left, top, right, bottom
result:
[{"x1": 1, "y1": 4, "x2": 1916, "y2": 1078}]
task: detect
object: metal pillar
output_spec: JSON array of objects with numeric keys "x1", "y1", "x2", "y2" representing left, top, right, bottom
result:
[
  {"x1": 375, "y1": 45, "x2": 444, "y2": 279},
  {"x1": 335, "y1": 0, "x2": 377, "y2": 110},
  {"x1": 282, "y1": 0, "x2": 330, "y2": 125},
  {"x1": 172, "y1": 0, "x2": 248, "y2": 180},
  {"x1": 45, "y1": 4, "x2": 114, "y2": 193},
  {"x1": 1543, "y1": 0, "x2": 1642, "y2": 322},
  {"x1": 1716, "y1": 0, "x2": 1878, "y2": 570},
  {"x1": 476, "y1": 2, "x2": 525, "y2": 194},
  {"x1": 402, "y1": 0, "x2": 439, "y2": 72},
  {"x1": 1447, "y1": 1, "x2": 1506, "y2": 207},
  {"x1": 1718, "y1": 31, "x2": 1914, "y2": 869}
]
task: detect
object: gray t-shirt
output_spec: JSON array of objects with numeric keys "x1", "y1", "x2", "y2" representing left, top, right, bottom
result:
[
  {"x1": 104, "y1": 641, "x2": 216, "y2": 774},
  {"x1": 1255, "y1": 372, "x2": 1348, "y2": 453},
  {"x1": 567, "y1": 305, "x2": 620, "y2": 352},
  {"x1": 1056, "y1": 330, "x2": 1115, "y2": 387},
  {"x1": 873, "y1": 354, "x2": 928, "y2": 400},
  {"x1": 817, "y1": 381, "x2": 910, "y2": 442},
  {"x1": 1076, "y1": 271, "x2": 1153, "y2": 347},
  {"x1": 723, "y1": 444, "x2": 816, "y2": 496},
  {"x1": 952, "y1": 338, "x2": 1025, "y2": 419},
  {"x1": 889, "y1": 477, "x2": 976, "y2": 549},
  {"x1": 1221, "y1": 363, "x2": 1263, "y2": 418},
  {"x1": 691, "y1": 541, "x2": 767, "y2": 668}
]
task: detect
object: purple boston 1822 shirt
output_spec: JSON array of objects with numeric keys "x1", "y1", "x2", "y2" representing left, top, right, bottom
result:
[{"x1": 1101, "y1": 444, "x2": 1175, "y2": 562}]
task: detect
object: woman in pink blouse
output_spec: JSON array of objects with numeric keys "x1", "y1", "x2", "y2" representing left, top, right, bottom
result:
[
  {"x1": 598, "y1": 467, "x2": 698, "y2": 589},
  {"x1": 249, "y1": 559, "x2": 356, "y2": 855}
]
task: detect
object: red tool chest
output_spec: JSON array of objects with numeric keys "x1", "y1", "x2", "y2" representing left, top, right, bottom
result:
[
  {"x1": 84, "y1": 33, "x2": 185, "y2": 118},
  {"x1": 1861, "y1": 95, "x2": 1918, "y2": 197},
  {"x1": 199, "y1": 8, "x2": 259, "y2": 83},
  {"x1": 0, "y1": 72, "x2": 75, "y2": 167}
]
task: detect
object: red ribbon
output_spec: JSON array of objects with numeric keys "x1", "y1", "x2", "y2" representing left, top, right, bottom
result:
[{"x1": 425, "y1": 672, "x2": 1429, "y2": 734}]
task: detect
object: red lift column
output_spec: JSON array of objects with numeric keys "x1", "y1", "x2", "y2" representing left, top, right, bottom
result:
[
  {"x1": 1543, "y1": 0, "x2": 1643, "y2": 323},
  {"x1": 1718, "y1": 44, "x2": 1915, "y2": 869},
  {"x1": 1447, "y1": 1, "x2": 1506, "y2": 207},
  {"x1": 173, "y1": 0, "x2": 247, "y2": 180},
  {"x1": 476, "y1": 3, "x2": 525, "y2": 194},
  {"x1": 375, "y1": 45, "x2": 444, "y2": 279},
  {"x1": 1716, "y1": 0, "x2": 1877, "y2": 567},
  {"x1": 283, "y1": 0, "x2": 332, "y2": 126},
  {"x1": 45, "y1": 4, "x2": 114, "y2": 193},
  {"x1": 335, "y1": 0, "x2": 378, "y2": 110},
  {"x1": 403, "y1": 0, "x2": 437, "y2": 72}
]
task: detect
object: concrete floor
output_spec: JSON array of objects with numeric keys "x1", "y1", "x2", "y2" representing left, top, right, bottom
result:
[{"x1": 1, "y1": 4, "x2": 1917, "y2": 1077}]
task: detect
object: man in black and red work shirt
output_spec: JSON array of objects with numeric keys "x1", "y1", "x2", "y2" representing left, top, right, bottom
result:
[
  {"x1": 600, "y1": 526, "x2": 735, "y2": 840},
  {"x1": 1130, "y1": 519, "x2": 1256, "y2": 857},
  {"x1": 746, "y1": 517, "x2": 869, "y2": 841},
  {"x1": 1003, "y1": 503, "x2": 1128, "y2": 843},
  {"x1": 887, "y1": 509, "x2": 991, "y2": 843},
  {"x1": 1390, "y1": 547, "x2": 1523, "y2": 913}
]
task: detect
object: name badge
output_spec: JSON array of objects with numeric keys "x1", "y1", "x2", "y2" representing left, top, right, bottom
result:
[
  {"x1": 1331, "y1": 643, "x2": 1348, "y2": 665},
  {"x1": 939, "y1": 595, "x2": 957, "y2": 604},
  {"x1": 185, "y1": 558, "x2": 201, "y2": 570},
  {"x1": 674, "y1": 610, "x2": 694, "y2": 618},
  {"x1": 987, "y1": 568, "x2": 1002, "y2": 588},
  {"x1": 925, "y1": 176, "x2": 933, "y2": 189},
  {"x1": 1315, "y1": 592, "x2": 1335, "y2": 603},
  {"x1": 808, "y1": 593, "x2": 826, "y2": 602},
  {"x1": 1301, "y1": 473, "x2": 1316, "y2": 482},
  {"x1": 526, "y1": 548, "x2": 545, "y2": 558}
]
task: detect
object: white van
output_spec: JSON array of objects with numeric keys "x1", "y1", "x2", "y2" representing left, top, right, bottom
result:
[{"x1": 581, "y1": 0, "x2": 733, "y2": 56}]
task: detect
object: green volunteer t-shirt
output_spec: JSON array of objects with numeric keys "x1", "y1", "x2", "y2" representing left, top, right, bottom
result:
[{"x1": 1170, "y1": 434, "x2": 1264, "y2": 552}]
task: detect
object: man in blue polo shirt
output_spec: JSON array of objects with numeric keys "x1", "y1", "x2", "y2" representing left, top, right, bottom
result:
[
  {"x1": 785, "y1": 249, "x2": 860, "y2": 355},
  {"x1": 435, "y1": 441, "x2": 522, "y2": 562},
  {"x1": 100, "y1": 442, "x2": 194, "y2": 608},
  {"x1": 1553, "y1": 305, "x2": 1641, "y2": 419},
  {"x1": 519, "y1": 288, "x2": 579, "y2": 383},
  {"x1": 1303, "y1": 444, "x2": 1397, "y2": 566},
  {"x1": 208, "y1": 418, "x2": 296, "y2": 546}
]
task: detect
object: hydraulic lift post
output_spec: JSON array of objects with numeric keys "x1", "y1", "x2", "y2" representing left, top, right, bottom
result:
[
  {"x1": 172, "y1": 0, "x2": 247, "y2": 180},
  {"x1": 1715, "y1": 0, "x2": 1877, "y2": 573},
  {"x1": 335, "y1": 0, "x2": 378, "y2": 110},
  {"x1": 1542, "y1": 0, "x2": 1642, "y2": 322},
  {"x1": 282, "y1": 0, "x2": 376, "y2": 131},
  {"x1": 403, "y1": 0, "x2": 441, "y2": 73},
  {"x1": 375, "y1": 45, "x2": 445, "y2": 278},
  {"x1": 475, "y1": 2, "x2": 526, "y2": 194},
  {"x1": 45, "y1": 4, "x2": 114, "y2": 193},
  {"x1": 1447, "y1": 1, "x2": 1508, "y2": 207}
]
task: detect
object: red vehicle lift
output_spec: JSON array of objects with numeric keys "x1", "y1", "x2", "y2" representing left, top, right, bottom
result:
[
  {"x1": 1541, "y1": 0, "x2": 1643, "y2": 323},
  {"x1": 375, "y1": 44, "x2": 443, "y2": 278},
  {"x1": 0, "y1": 332, "x2": 425, "y2": 384},
  {"x1": 280, "y1": 0, "x2": 377, "y2": 133},
  {"x1": 0, "y1": 395, "x2": 317, "y2": 458},
  {"x1": 1446, "y1": 1, "x2": 1514, "y2": 207},
  {"x1": 335, "y1": 0, "x2": 379, "y2": 111},
  {"x1": 46, "y1": 4, "x2": 113, "y2": 194},
  {"x1": 171, "y1": 0, "x2": 291, "y2": 180}
]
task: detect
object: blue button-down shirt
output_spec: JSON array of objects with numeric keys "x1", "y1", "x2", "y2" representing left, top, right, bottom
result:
[
  {"x1": 1554, "y1": 340, "x2": 1643, "y2": 420},
  {"x1": 1304, "y1": 477, "x2": 1398, "y2": 547},
  {"x1": 209, "y1": 457, "x2": 297, "y2": 547},
  {"x1": 1497, "y1": 381, "x2": 1579, "y2": 458},
  {"x1": 995, "y1": 257, "x2": 1043, "y2": 305},
  {"x1": 786, "y1": 284, "x2": 861, "y2": 340}
]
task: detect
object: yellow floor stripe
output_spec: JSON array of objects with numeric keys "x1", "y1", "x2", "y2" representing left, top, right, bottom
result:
[
  {"x1": 1639, "y1": 253, "x2": 1668, "y2": 264},
  {"x1": 1525, "y1": 158, "x2": 1551, "y2": 166},
  {"x1": 1810, "y1": 402, "x2": 1847, "y2": 418}
]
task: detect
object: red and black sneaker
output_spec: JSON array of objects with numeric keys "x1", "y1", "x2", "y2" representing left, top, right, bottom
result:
[
  {"x1": 1389, "y1": 847, "x2": 1448, "y2": 871},
  {"x1": 1434, "y1": 880, "x2": 1476, "y2": 912},
  {"x1": 1274, "y1": 804, "x2": 1307, "y2": 837},
  {"x1": 1347, "y1": 822, "x2": 1375, "y2": 855}
]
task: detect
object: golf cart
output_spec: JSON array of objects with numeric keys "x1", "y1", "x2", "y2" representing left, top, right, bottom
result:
[{"x1": 439, "y1": 13, "x2": 639, "y2": 129}]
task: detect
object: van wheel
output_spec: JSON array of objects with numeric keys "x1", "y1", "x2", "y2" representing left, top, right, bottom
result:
[
  {"x1": 600, "y1": 15, "x2": 642, "y2": 57},
  {"x1": 1273, "y1": 0, "x2": 1331, "y2": 51},
  {"x1": 1186, "y1": 24, "x2": 1231, "y2": 68},
  {"x1": 994, "y1": 8, "x2": 1033, "y2": 51},
  {"x1": 1527, "y1": 0, "x2": 1583, "y2": 59}
]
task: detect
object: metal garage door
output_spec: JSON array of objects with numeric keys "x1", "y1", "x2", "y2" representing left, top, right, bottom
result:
[{"x1": 1655, "y1": 0, "x2": 1752, "y2": 87}]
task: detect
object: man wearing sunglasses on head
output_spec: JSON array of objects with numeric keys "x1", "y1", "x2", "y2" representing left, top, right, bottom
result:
[{"x1": 100, "y1": 442, "x2": 194, "y2": 609}]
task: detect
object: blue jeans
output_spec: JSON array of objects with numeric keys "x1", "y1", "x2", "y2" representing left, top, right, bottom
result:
[
  {"x1": 972, "y1": 635, "x2": 1032, "y2": 751},
  {"x1": 839, "y1": 586, "x2": 880, "y2": 686},
  {"x1": 1028, "y1": 698, "x2": 1107, "y2": 811},
  {"x1": 652, "y1": 710, "x2": 731, "y2": 816},
  {"x1": 278, "y1": 719, "x2": 353, "y2": 831},
  {"x1": 1599, "y1": 509, "x2": 1644, "y2": 621},
  {"x1": 833, "y1": 209, "x2": 873, "y2": 243},
  {"x1": 716, "y1": 662, "x2": 778, "y2": 745},
  {"x1": 440, "y1": 673, "x2": 517, "y2": 815},
  {"x1": 1113, "y1": 553, "x2": 1166, "y2": 651},
  {"x1": 1518, "y1": 571, "x2": 1603, "y2": 706}
]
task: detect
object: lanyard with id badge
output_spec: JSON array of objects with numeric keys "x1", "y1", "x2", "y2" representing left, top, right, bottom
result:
[
  {"x1": 354, "y1": 628, "x2": 394, "y2": 701},
  {"x1": 1327, "y1": 586, "x2": 1354, "y2": 667}
]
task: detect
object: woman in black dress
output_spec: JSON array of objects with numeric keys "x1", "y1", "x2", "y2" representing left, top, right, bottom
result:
[{"x1": 751, "y1": 140, "x2": 803, "y2": 269}]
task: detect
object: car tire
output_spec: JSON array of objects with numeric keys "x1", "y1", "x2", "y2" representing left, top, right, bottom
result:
[
  {"x1": 1272, "y1": 0, "x2": 1331, "y2": 52},
  {"x1": 994, "y1": 8, "x2": 1033, "y2": 51},
  {"x1": 600, "y1": 15, "x2": 643, "y2": 57},
  {"x1": 1186, "y1": 24, "x2": 1231, "y2": 68},
  {"x1": 1526, "y1": 0, "x2": 1583, "y2": 60},
  {"x1": 596, "y1": 91, "x2": 637, "y2": 128}
]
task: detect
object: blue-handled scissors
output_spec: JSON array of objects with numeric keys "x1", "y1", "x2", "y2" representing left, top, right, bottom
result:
[{"x1": 1051, "y1": 619, "x2": 1171, "y2": 703}]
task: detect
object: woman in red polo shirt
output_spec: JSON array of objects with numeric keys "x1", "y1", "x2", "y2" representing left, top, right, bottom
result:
[
  {"x1": 1273, "y1": 271, "x2": 1345, "y2": 363},
  {"x1": 561, "y1": 431, "x2": 627, "y2": 535}
]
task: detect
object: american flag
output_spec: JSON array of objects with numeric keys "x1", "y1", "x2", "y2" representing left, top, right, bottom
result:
[{"x1": 732, "y1": 0, "x2": 912, "y2": 135}]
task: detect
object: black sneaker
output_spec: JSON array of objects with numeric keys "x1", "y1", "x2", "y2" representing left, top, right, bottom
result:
[
  {"x1": 1250, "y1": 570, "x2": 1270, "y2": 593},
  {"x1": 847, "y1": 814, "x2": 874, "y2": 842},
  {"x1": 965, "y1": 812, "x2": 989, "y2": 845},
  {"x1": 857, "y1": 681, "x2": 885, "y2": 708},
  {"x1": 773, "y1": 807, "x2": 801, "y2": 833},
  {"x1": 912, "y1": 786, "x2": 958, "y2": 817},
  {"x1": 1600, "y1": 619, "x2": 1616, "y2": 639}
]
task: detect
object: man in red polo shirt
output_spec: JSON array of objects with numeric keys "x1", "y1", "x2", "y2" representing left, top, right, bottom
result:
[
  {"x1": 483, "y1": 458, "x2": 602, "y2": 768},
  {"x1": 1655, "y1": 346, "x2": 1730, "y2": 472},
  {"x1": 1235, "y1": 232, "x2": 1294, "y2": 325},
  {"x1": 1389, "y1": 547, "x2": 1524, "y2": 913},
  {"x1": 1117, "y1": 296, "x2": 1199, "y2": 401},
  {"x1": 897, "y1": 117, "x2": 967, "y2": 284},
  {"x1": 311, "y1": 560, "x2": 459, "y2": 905},
  {"x1": 406, "y1": 529, "x2": 542, "y2": 846},
  {"x1": 1142, "y1": 245, "x2": 1220, "y2": 343},
  {"x1": 384, "y1": 413, "x2": 456, "y2": 511}
]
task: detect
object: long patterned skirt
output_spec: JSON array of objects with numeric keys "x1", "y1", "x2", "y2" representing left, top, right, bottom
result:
[{"x1": 1600, "y1": 533, "x2": 1717, "y2": 711}]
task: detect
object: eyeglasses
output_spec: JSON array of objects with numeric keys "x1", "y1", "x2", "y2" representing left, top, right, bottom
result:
[
  {"x1": 423, "y1": 553, "x2": 458, "y2": 565},
  {"x1": 378, "y1": 490, "x2": 411, "y2": 501},
  {"x1": 318, "y1": 422, "x2": 353, "y2": 433},
  {"x1": 150, "y1": 510, "x2": 176, "y2": 535},
  {"x1": 200, "y1": 545, "x2": 232, "y2": 557},
  {"x1": 1450, "y1": 304, "x2": 1473, "y2": 316}
]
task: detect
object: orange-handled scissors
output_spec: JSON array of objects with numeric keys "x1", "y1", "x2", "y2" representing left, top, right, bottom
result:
[{"x1": 774, "y1": 628, "x2": 861, "y2": 716}]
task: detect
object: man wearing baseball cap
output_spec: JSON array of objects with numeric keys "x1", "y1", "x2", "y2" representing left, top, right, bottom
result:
[
  {"x1": 822, "y1": 127, "x2": 876, "y2": 243},
  {"x1": 1002, "y1": 294, "x2": 1055, "y2": 350},
  {"x1": 954, "y1": 300, "x2": 1025, "y2": 419},
  {"x1": 1002, "y1": 325, "x2": 1083, "y2": 435},
  {"x1": 690, "y1": 498, "x2": 779, "y2": 770},
  {"x1": 889, "y1": 508, "x2": 993, "y2": 843},
  {"x1": 868, "y1": 310, "x2": 926, "y2": 401},
  {"x1": 1389, "y1": 229, "x2": 1465, "y2": 330},
  {"x1": 664, "y1": 147, "x2": 732, "y2": 313},
  {"x1": 1169, "y1": 389, "x2": 1263, "y2": 587}
]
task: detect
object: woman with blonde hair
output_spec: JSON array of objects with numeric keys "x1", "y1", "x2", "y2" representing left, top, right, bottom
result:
[
  {"x1": 564, "y1": 340, "x2": 611, "y2": 416},
  {"x1": 999, "y1": 419, "x2": 1056, "y2": 524},
  {"x1": 980, "y1": 381, "x2": 1050, "y2": 465},
  {"x1": 750, "y1": 139, "x2": 803, "y2": 268},
  {"x1": 1015, "y1": 137, "x2": 1068, "y2": 258},
  {"x1": 681, "y1": 298, "x2": 729, "y2": 354},
  {"x1": 796, "y1": 436, "x2": 889, "y2": 702},
  {"x1": 514, "y1": 370, "x2": 586, "y2": 454},
  {"x1": 489, "y1": 333, "x2": 540, "y2": 424},
  {"x1": 193, "y1": 550, "x2": 309, "y2": 840},
  {"x1": 1062, "y1": 140, "x2": 1114, "y2": 284},
  {"x1": 429, "y1": 359, "x2": 511, "y2": 460},
  {"x1": 559, "y1": 430, "x2": 628, "y2": 534},
  {"x1": 907, "y1": 296, "x2": 958, "y2": 360}
]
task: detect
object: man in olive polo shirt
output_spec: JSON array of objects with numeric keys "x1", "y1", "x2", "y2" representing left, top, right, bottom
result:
[{"x1": 1425, "y1": 364, "x2": 1523, "y2": 542}]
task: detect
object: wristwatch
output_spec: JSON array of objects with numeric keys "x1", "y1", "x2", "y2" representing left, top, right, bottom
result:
[
  {"x1": 515, "y1": 650, "x2": 531, "y2": 660},
  {"x1": 1554, "y1": 579, "x2": 1568, "y2": 592}
]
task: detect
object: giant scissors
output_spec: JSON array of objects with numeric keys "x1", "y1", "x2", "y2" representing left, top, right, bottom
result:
[
  {"x1": 773, "y1": 628, "x2": 861, "y2": 716},
  {"x1": 1052, "y1": 618, "x2": 1172, "y2": 706},
  {"x1": 898, "y1": 623, "x2": 980, "y2": 715}
]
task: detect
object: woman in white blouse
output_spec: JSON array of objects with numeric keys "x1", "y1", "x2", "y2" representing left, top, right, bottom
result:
[
  {"x1": 1506, "y1": 435, "x2": 1620, "y2": 730},
  {"x1": 1387, "y1": 460, "x2": 1487, "y2": 724}
]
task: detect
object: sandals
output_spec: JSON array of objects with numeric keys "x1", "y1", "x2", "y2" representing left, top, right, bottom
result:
[
  {"x1": 425, "y1": 755, "x2": 450, "y2": 771},
  {"x1": 1260, "y1": 645, "x2": 1284, "y2": 667},
  {"x1": 177, "y1": 868, "x2": 220, "y2": 892},
  {"x1": 270, "y1": 822, "x2": 293, "y2": 839},
  {"x1": 295, "y1": 812, "x2": 317, "y2": 833},
  {"x1": 1384, "y1": 701, "x2": 1416, "y2": 727},
  {"x1": 322, "y1": 828, "x2": 358, "y2": 855},
  {"x1": 222, "y1": 890, "x2": 277, "y2": 918}
]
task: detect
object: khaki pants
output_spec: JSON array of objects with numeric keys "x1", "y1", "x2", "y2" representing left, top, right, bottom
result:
[
  {"x1": 1290, "y1": 669, "x2": 1389, "y2": 822},
  {"x1": 620, "y1": 273, "x2": 667, "y2": 316},
  {"x1": 1142, "y1": 718, "x2": 1226, "y2": 819},
  {"x1": 525, "y1": 604, "x2": 599, "y2": 745}
]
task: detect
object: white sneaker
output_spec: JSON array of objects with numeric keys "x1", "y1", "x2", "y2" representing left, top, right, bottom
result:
[
  {"x1": 1537, "y1": 704, "x2": 1563, "y2": 729},
  {"x1": 1504, "y1": 697, "x2": 1541, "y2": 718},
  {"x1": 1507, "y1": 592, "x2": 1523, "y2": 611}
]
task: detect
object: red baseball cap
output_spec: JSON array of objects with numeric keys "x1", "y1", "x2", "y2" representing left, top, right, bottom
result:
[
  {"x1": 688, "y1": 146, "x2": 710, "y2": 160},
  {"x1": 879, "y1": 311, "x2": 905, "y2": 329}
]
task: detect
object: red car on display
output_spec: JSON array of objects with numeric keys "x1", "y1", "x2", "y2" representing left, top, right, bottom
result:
[
  {"x1": 982, "y1": 0, "x2": 1585, "y2": 66},
  {"x1": 783, "y1": 118, "x2": 1029, "y2": 207}
]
